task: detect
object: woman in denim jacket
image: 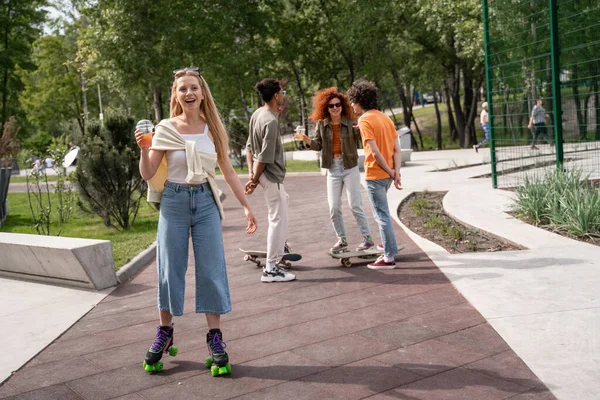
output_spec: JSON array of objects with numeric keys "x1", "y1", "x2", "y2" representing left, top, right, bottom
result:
[{"x1": 295, "y1": 87, "x2": 373, "y2": 253}]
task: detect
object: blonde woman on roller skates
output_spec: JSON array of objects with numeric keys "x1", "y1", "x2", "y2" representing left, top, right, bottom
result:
[{"x1": 135, "y1": 67, "x2": 257, "y2": 376}]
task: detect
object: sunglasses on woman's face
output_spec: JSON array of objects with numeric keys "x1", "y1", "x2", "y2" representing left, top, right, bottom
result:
[
  {"x1": 173, "y1": 67, "x2": 199, "y2": 75},
  {"x1": 328, "y1": 102, "x2": 342, "y2": 109}
]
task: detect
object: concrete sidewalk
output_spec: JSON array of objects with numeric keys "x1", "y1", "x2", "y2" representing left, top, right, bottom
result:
[
  {"x1": 390, "y1": 148, "x2": 600, "y2": 400},
  {"x1": 0, "y1": 175, "x2": 553, "y2": 399}
]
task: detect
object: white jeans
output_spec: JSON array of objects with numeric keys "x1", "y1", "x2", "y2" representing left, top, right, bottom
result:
[
  {"x1": 327, "y1": 159, "x2": 371, "y2": 239},
  {"x1": 259, "y1": 174, "x2": 289, "y2": 265}
]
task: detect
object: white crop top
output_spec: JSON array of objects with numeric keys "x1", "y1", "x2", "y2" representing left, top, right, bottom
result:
[{"x1": 166, "y1": 124, "x2": 216, "y2": 184}]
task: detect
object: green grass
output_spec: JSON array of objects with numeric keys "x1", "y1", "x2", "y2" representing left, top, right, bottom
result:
[
  {"x1": 10, "y1": 175, "x2": 60, "y2": 183},
  {"x1": 1, "y1": 193, "x2": 158, "y2": 270}
]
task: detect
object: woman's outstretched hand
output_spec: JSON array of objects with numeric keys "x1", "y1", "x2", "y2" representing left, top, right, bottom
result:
[{"x1": 245, "y1": 208, "x2": 257, "y2": 234}]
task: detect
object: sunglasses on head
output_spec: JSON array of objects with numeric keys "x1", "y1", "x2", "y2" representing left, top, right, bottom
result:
[
  {"x1": 328, "y1": 102, "x2": 342, "y2": 109},
  {"x1": 173, "y1": 67, "x2": 199, "y2": 75}
]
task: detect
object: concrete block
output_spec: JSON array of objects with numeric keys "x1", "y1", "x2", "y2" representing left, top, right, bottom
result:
[{"x1": 0, "y1": 233, "x2": 117, "y2": 290}]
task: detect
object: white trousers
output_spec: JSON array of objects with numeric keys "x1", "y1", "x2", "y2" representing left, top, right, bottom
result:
[{"x1": 259, "y1": 175, "x2": 289, "y2": 265}]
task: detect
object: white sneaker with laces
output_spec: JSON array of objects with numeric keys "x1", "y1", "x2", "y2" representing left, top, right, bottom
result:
[{"x1": 261, "y1": 266, "x2": 296, "y2": 283}]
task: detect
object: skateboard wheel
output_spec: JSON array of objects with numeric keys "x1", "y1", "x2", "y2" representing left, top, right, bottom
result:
[
  {"x1": 244, "y1": 255, "x2": 250, "y2": 261},
  {"x1": 342, "y1": 259, "x2": 352, "y2": 268}
]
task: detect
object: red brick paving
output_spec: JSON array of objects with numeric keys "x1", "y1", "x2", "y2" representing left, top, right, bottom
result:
[{"x1": 0, "y1": 176, "x2": 555, "y2": 399}]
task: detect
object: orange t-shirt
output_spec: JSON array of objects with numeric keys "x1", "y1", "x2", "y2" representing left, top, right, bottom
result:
[
  {"x1": 331, "y1": 123, "x2": 342, "y2": 155},
  {"x1": 359, "y1": 110, "x2": 397, "y2": 180}
]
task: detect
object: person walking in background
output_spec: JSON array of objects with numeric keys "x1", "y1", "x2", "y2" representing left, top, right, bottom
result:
[
  {"x1": 528, "y1": 97, "x2": 552, "y2": 150},
  {"x1": 473, "y1": 101, "x2": 489, "y2": 153},
  {"x1": 245, "y1": 78, "x2": 296, "y2": 283},
  {"x1": 135, "y1": 67, "x2": 257, "y2": 375},
  {"x1": 347, "y1": 80, "x2": 402, "y2": 270},
  {"x1": 295, "y1": 87, "x2": 374, "y2": 253}
]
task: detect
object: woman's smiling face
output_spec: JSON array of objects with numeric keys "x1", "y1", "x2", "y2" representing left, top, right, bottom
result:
[{"x1": 176, "y1": 75, "x2": 203, "y2": 111}]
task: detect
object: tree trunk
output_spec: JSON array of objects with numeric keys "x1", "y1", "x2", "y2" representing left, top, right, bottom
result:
[
  {"x1": 589, "y1": 60, "x2": 599, "y2": 140},
  {"x1": 240, "y1": 87, "x2": 249, "y2": 120},
  {"x1": 0, "y1": 0, "x2": 11, "y2": 136},
  {"x1": 80, "y1": 70, "x2": 88, "y2": 131},
  {"x1": 389, "y1": 67, "x2": 412, "y2": 130},
  {"x1": 153, "y1": 87, "x2": 163, "y2": 122},
  {"x1": 448, "y1": 65, "x2": 466, "y2": 146},
  {"x1": 595, "y1": 61, "x2": 600, "y2": 140},
  {"x1": 571, "y1": 65, "x2": 586, "y2": 139},
  {"x1": 433, "y1": 85, "x2": 442, "y2": 150},
  {"x1": 463, "y1": 70, "x2": 483, "y2": 147},
  {"x1": 411, "y1": 113, "x2": 424, "y2": 149},
  {"x1": 443, "y1": 79, "x2": 458, "y2": 142}
]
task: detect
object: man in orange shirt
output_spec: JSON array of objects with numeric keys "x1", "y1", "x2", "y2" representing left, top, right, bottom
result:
[{"x1": 347, "y1": 80, "x2": 402, "y2": 269}]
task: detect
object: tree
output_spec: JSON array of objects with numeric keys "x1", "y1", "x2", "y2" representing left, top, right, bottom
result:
[
  {"x1": 0, "y1": 0, "x2": 47, "y2": 135},
  {"x1": 412, "y1": 0, "x2": 485, "y2": 147},
  {"x1": 0, "y1": 116, "x2": 19, "y2": 167},
  {"x1": 228, "y1": 118, "x2": 248, "y2": 171},
  {"x1": 19, "y1": 34, "x2": 88, "y2": 137},
  {"x1": 75, "y1": 114, "x2": 145, "y2": 230}
]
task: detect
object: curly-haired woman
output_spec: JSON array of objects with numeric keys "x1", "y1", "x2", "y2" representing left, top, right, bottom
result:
[{"x1": 295, "y1": 87, "x2": 374, "y2": 254}]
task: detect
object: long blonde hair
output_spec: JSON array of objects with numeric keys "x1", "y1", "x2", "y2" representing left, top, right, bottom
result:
[{"x1": 170, "y1": 70, "x2": 229, "y2": 161}]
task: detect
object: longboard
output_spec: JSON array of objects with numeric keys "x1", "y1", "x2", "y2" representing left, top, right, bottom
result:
[
  {"x1": 239, "y1": 248, "x2": 302, "y2": 269},
  {"x1": 327, "y1": 244, "x2": 407, "y2": 267}
]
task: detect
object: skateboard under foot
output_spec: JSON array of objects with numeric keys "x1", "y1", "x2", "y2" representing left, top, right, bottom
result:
[
  {"x1": 327, "y1": 244, "x2": 407, "y2": 267},
  {"x1": 239, "y1": 248, "x2": 302, "y2": 269}
]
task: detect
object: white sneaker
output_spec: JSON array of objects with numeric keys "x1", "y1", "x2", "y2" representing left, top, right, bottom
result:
[{"x1": 261, "y1": 266, "x2": 296, "y2": 283}]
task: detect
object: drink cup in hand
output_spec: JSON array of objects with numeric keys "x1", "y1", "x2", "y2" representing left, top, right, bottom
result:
[
  {"x1": 136, "y1": 119, "x2": 154, "y2": 148},
  {"x1": 294, "y1": 125, "x2": 306, "y2": 140}
]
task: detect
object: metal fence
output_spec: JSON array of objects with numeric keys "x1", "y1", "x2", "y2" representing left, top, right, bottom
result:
[{"x1": 483, "y1": 0, "x2": 600, "y2": 188}]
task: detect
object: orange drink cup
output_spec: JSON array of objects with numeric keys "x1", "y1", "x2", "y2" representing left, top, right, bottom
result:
[
  {"x1": 140, "y1": 132, "x2": 153, "y2": 148},
  {"x1": 136, "y1": 119, "x2": 155, "y2": 148}
]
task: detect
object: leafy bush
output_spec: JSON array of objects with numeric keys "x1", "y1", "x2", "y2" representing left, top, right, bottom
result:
[
  {"x1": 25, "y1": 136, "x2": 76, "y2": 235},
  {"x1": 513, "y1": 170, "x2": 600, "y2": 238},
  {"x1": 75, "y1": 115, "x2": 146, "y2": 230},
  {"x1": 23, "y1": 131, "x2": 53, "y2": 155}
]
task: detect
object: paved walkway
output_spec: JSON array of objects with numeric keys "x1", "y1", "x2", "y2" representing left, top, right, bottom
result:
[
  {"x1": 390, "y1": 148, "x2": 600, "y2": 400},
  {"x1": 0, "y1": 175, "x2": 554, "y2": 399}
]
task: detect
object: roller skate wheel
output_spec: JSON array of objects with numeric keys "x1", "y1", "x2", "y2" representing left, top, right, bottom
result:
[
  {"x1": 143, "y1": 361, "x2": 153, "y2": 372},
  {"x1": 218, "y1": 365, "x2": 229, "y2": 375},
  {"x1": 210, "y1": 364, "x2": 232, "y2": 376},
  {"x1": 168, "y1": 346, "x2": 178, "y2": 356},
  {"x1": 154, "y1": 361, "x2": 163, "y2": 372},
  {"x1": 205, "y1": 356, "x2": 213, "y2": 368}
]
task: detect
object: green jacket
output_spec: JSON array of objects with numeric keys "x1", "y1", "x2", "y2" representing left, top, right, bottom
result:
[{"x1": 308, "y1": 117, "x2": 361, "y2": 169}]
